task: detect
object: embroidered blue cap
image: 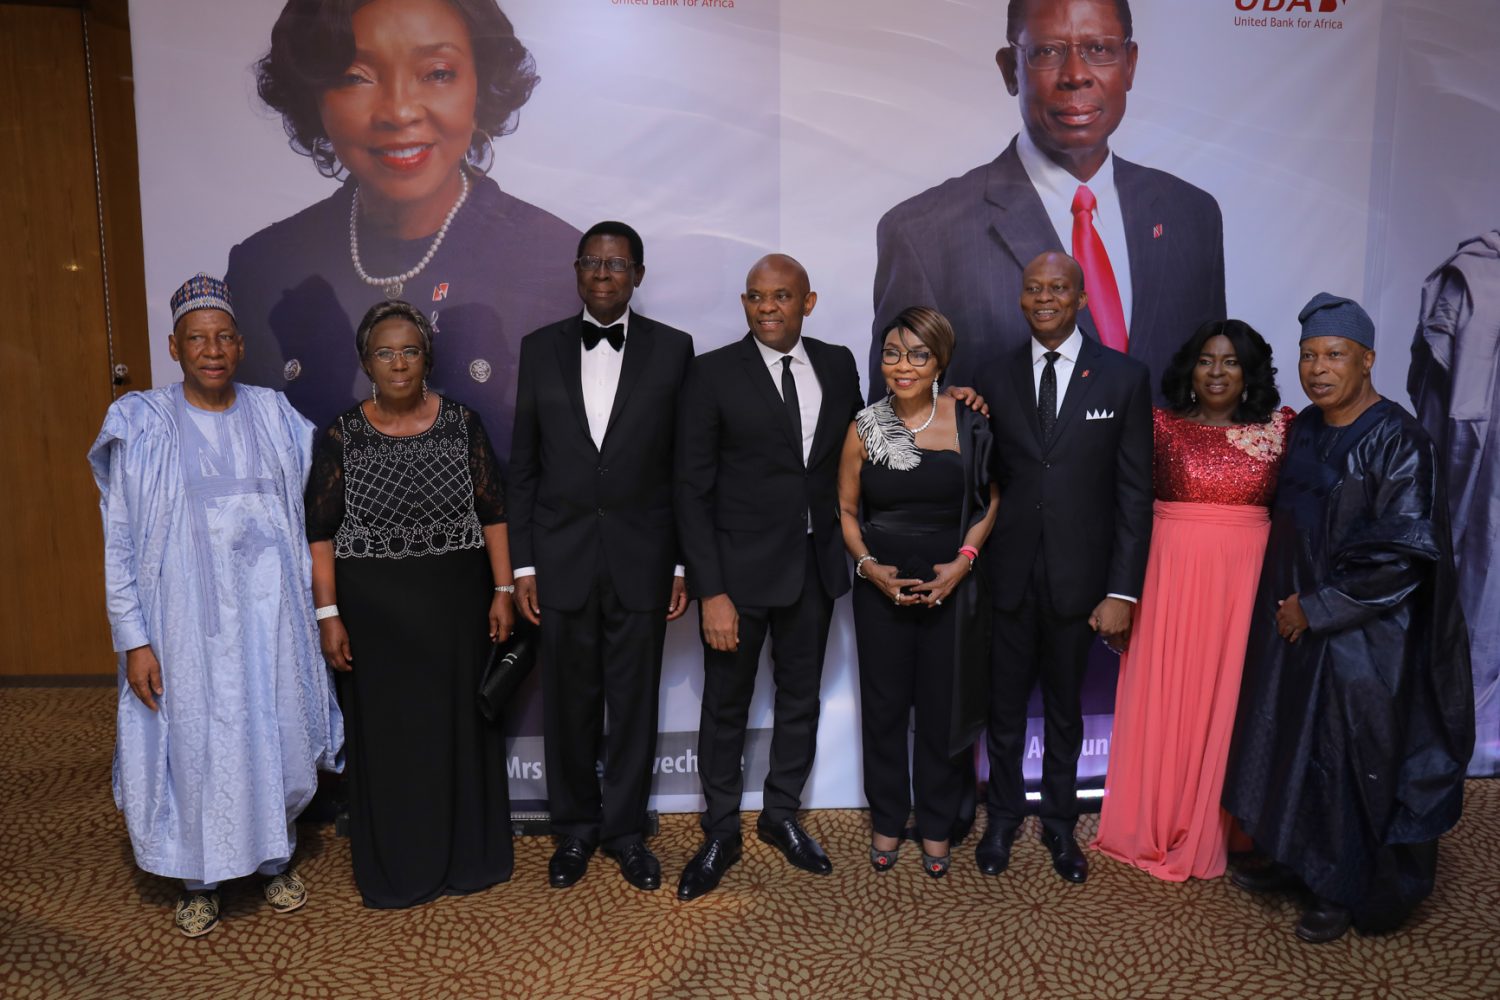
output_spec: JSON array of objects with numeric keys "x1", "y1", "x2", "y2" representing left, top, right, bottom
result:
[
  {"x1": 170, "y1": 273, "x2": 235, "y2": 325},
  {"x1": 1297, "y1": 292, "x2": 1374, "y2": 349}
]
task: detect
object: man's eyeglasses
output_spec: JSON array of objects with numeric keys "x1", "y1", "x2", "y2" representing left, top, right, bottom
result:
[
  {"x1": 881, "y1": 347, "x2": 934, "y2": 368},
  {"x1": 575, "y1": 255, "x2": 636, "y2": 273},
  {"x1": 1013, "y1": 36, "x2": 1129, "y2": 70},
  {"x1": 369, "y1": 347, "x2": 424, "y2": 364}
]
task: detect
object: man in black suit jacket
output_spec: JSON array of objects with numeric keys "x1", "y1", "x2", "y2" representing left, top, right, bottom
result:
[
  {"x1": 509, "y1": 221, "x2": 694, "y2": 892},
  {"x1": 975, "y1": 251, "x2": 1152, "y2": 883},
  {"x1": 872, "y1": 0, "x2": 1225, "y2": 397},
  {"x1": 674, "y1": 254, "x2": 862, "y2": 901}
]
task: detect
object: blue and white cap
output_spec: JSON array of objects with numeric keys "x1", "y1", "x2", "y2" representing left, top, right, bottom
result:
[{"x1": 170, "y1": 273, "x2": 235, "y2": 325}]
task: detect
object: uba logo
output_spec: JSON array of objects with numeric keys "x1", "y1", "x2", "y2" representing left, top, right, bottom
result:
[{"x1": 1236, "y1": 0, "x2": 1345, "y2": 10}]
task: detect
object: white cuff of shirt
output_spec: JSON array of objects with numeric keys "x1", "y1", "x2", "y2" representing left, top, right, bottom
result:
[
  {"x1": 514, "y1": 566, "x2": 536, "y2": 578},
  {"x1": 674, "y1": 565, "x2": 685, "y2": 578},
  {"x1": 1106, "y1": 593, "x2": 1138, "y2": 604}
]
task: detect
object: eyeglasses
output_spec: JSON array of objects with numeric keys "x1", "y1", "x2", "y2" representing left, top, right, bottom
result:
[
  {"x1": 369, "y1": 347, "x2": 424, "y2": 364},
  {"x1": 1013, "y1": 36, "x2": 1129, "y2": 70},
  {"x1": 575, "y1": 255, "x2": 636, "y2": 273},
  {"x1": 880, "y1": 347, "x2": 934, "y2": 368}
]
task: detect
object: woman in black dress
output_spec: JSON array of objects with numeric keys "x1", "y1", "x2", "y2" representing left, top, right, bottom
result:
[
  {"x1": 837, "y1": 307, "x2": 1000, "y2": 878},
  {"x1": 306, "y1": 300, "x2": 516, "y2": 908}
]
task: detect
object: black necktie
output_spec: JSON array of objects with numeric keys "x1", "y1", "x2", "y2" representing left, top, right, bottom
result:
[
  {"x1": 1038, "y1": 351, "x2": 1060, "y2": 440},
  {"x1": 780, "y1": 356, "x2": 803, "y2": 462},
  {"x1": 582, "y1": 323, "x2": 624, "y2": 352}
]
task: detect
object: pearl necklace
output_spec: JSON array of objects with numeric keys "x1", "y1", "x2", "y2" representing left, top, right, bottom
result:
[
  {"x1": 896, "y1": 382, "x2": 939, "y2": 434},
  {"x1": 349, "y1": 171, "x2": 470, "y2": 300},
  {"x1": 904, "y1": 400, "x2": 938, "y2": 434}
]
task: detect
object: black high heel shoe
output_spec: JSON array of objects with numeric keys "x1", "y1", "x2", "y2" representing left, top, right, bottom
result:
[
  {"x1": 869, "y1": 843, "x2": 901, "y2": 872},
  {"x1": 921, "y1": 850, "x2": 951, "y2": 879}
]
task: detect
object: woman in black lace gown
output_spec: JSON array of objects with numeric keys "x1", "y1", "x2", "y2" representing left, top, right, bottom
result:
[
  {"x1": 837, "y1": 307, "x2": 999, "y2": 878},
  {"x1": 306, "y1": 300, "x2": 516, "y2": 908}
]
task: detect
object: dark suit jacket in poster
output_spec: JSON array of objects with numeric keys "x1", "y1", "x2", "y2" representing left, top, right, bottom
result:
[
  {"x1": 872, "y1": 137, "x2": 1226, "y2": 400},
  {"x1": 507, "y1": 312, "x2": 694, "y2": 613},
  {"x1": 676, "y1": 334, "x2": 862, "y2": 608},
  {"x1": 977, "y1": 336, "x2": 1153, "y2": 617}
]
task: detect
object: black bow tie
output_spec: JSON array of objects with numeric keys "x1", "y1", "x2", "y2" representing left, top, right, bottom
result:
[{"x1": 582, "y1": 323, "x2": 625, "y2": 352}]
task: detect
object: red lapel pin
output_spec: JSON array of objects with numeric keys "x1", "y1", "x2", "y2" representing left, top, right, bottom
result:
[
  {"x1": 1152, "y1": 224, "x2": 1164, "y2": 239},
  {"x1": 1081, "y1": 369, "x2": 1091, "y2": 378}
]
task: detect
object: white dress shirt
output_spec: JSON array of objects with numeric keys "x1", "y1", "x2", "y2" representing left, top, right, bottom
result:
[
  {"x1": 754, "y1": 335, "x2": 821, "y2": 464},
  {"x1": 1016, "y1": 129, "x2": 1134, "y2": 338},
  {"x1": 1031, "y1": 328, "x2": 1084, "y2": 418},
  {"x1": 580, "y1": 307, "x2": 628, "y2": 449},
  {"x1": 755, "y1": 335, "x2": 821, "y2": 533},
  {"x1": 515, "y1": 307, "x2": 683, "y2": 580}
]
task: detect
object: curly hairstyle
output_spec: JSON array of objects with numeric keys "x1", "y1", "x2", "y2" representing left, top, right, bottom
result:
[
  {"x1": 881, "y1": 306, "x2": 957, "y2": 376},
  {"x1": 1161, "y1": 319, "x2": 1281, "y2": 425},
  {"x1": 256, "y1": 0, "x2": 539, "y2": 177},
  {"x1": 355, "y1": 299, "x2": 435, "y2": 369}
]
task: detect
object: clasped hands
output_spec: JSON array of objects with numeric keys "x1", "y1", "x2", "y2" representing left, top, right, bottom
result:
[{"x1": 864, "y1": 558, "x2": 970, "y2": 608}]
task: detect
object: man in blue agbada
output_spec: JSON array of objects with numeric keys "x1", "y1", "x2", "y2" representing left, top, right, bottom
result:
[
  {"x1": 1223, "y1": 293, "x2": 1474, "y2": 945},
  {"x1": 89, "y1": 274, "x2": 343, "y2": 938}
]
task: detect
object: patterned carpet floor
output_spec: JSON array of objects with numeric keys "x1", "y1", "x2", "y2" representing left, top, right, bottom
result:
[{"x1": 2, "y1": 687, "x2": 1496, "y2": 1000}]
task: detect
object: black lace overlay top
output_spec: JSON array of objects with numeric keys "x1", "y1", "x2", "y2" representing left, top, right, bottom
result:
[{"x1": 306, "y1": 397, "x2": 506, "y2": 559}]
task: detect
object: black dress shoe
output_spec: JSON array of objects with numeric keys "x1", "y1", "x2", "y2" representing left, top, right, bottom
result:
[
  {"x1": 676, "y1": 836, "x2": 743, "y2": 901},
  {"x1": 756, "y1": 818, "x2": 833, "y2": 875},
  {"x1": 975, "y1": 827, "x2": 1015, "y2": 876},
  {"x1": 1296, "y1": 898, "x2": 1352, "y2": 944},
  {"x1": 1230, "y1": 859, "x2": 1302, "y2": 895},
  {"x1": 603, "y1": 842, "x2": 662, "y2": 891},
  {"x1": 1041, "y1": 830, "x2": 1088, "y2": 883},
  {"x1": 548, "y1": 836, "x2": 594, "y2": 889}
]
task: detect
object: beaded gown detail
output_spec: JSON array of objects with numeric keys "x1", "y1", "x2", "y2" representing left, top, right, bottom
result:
[
  {"x1": 1092, "y1": 407, "x2": 1293, "y2": 881},
  {"x1": 306, "y1": 397, "x2": 512, "y2": 908}
]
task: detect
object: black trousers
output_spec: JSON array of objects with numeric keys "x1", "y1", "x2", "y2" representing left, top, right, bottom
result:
[
  {"x1": 697, "y1": 537, "x2": 834, "y2": 837},
  {"x1": 540, "y1": 566, "x2": 666, "y2": 851},
  {"x1": 985, "y1": 554, "x2": 1096, "y2": 839},
  {"x1": 852, "y1": 578, "x2": 965, "y2": 843}
]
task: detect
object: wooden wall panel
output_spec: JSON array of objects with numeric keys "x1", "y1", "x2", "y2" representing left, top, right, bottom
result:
[
  {"x1": 86, "y1": 0, "x2": 152, "y2": 398},
  {"x1": 0, "y1": 5, "x2": 117, "y2": 675}
]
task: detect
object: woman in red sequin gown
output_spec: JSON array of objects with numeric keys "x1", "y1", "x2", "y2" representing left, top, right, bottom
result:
[{"x1": 1092, "y1": 321, "x2": 1295, "y2": 881}]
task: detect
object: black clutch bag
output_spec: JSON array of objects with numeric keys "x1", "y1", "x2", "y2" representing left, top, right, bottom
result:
[{"x1": 477, "y1": 621, "x2": 536, "y2": 724}]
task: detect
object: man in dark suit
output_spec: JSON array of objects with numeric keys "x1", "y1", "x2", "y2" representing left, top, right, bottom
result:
[
  {"x1": 975, "y1": 250, "x2": 1152, "y2": 883},
  {"x1": 872, "y1": 0, "x2": 1225, "y2": 397},
  {"x1": 674, "y1": 254, "x2": 862, "y2": 901},
  {"x1": 508, "y1": 221, "x2": 694, "y2": 892}
]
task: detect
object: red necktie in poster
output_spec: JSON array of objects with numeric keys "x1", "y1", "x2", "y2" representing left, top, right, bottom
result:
[{"x1": 1071, "y1": 184, "x2": 1129, "y2": 353}]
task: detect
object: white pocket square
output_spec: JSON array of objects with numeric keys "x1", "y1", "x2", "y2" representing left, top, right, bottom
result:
[{"x1": 1085, "y1": 409, "x2": 1115, "y2": 420}]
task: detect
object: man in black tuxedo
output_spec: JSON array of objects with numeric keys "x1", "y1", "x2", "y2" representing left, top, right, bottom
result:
[
  {"x1": 508, "y1": 221, "x2": 694, "y2": 892},
  {"x1": 975, "y1": 250, "x2": 1152, "y2": 883},
  {"x1": 674, "y1": 254, "x2": 862, "y2": 901},
  {"x1": 872, "y1": 0, "x2": 1225, "y2": 398}
]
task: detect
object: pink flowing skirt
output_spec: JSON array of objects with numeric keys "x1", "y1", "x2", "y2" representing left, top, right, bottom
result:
[{"x1": 1091, "y1": 500, "x2": 1269, "y2": 881}]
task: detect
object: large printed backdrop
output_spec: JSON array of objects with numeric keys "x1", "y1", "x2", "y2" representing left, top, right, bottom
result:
[{"x1": 130, "y1": 0, "x2": 1500, "y2": 806}]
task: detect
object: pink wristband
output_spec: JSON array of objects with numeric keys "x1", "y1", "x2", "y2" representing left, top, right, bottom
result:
[{"x1": 959, "y1": 546, "x2": 979, "y2": 564}]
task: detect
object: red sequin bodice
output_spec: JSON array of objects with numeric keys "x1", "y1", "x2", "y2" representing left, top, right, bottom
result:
[{"x1": 1152, "y1": 407, "x2": 1295, "y2": 506}]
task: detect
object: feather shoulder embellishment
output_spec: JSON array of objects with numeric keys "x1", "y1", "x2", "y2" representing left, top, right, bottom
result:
[{"x1": 856, "y1": 398, "x2": 922, "y2": 471}]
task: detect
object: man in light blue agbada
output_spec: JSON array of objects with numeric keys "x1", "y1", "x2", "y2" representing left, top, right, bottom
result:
[{"x1": 89, "y1": 274, "x2": 343, "y2": 937}]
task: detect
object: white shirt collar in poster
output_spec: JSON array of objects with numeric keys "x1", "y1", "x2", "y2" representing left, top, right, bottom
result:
[{"x1": 1015, "y1": 128, "x2": 1134, "y2": 339}]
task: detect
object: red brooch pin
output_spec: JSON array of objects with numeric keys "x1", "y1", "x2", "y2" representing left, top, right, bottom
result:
[
  {"x1": 1152, "y1": 224, "x2": 1164, "y2": 239},
  {"x1": 1081, "y1": 369, "x2": 1091, "y2": 379}
]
